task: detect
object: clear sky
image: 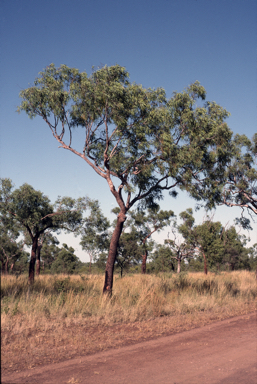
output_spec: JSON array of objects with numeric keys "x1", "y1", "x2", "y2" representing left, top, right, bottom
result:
[{"x1": 1, "y1": 0, "x2": 256, "y2": 261}]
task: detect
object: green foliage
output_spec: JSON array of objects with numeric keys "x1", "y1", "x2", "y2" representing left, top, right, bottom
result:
[
  {"x1": 0, "y1": 179, "x2": 85, "y2": 240},
  {"x1": 248, "y1": 244, "x2": 257, "y2": 271},
  {"x1": 51, "y1": 244, "x2": 81, "y2": 274},
  {"x1": 153, "y1": 208, "x2": 252, "y2": 273},
  {"x1": 151, "y1": 245, "x2": 176, "y2": 273},
  {"x1": 115, "y1": 229, "x2": 142, "y2": 276},
  {"x1": 0, "y1": 178, "x2": 87, "y2": 278},
  {"x1": 220, "y1": 133, "x2": 257, "y2": 220},
  {"x1": 39, "y1": 234, "x2": 60, "y2": 271},
  {"x1": 18, "y1": 63, "x2": 234, "y2": 213},
  {"x1": 18, "y1": 64, "x2": 237, "y2": 290},
  {"x1": 80, "y1": 198, "x2": 110, "y2": 263}
]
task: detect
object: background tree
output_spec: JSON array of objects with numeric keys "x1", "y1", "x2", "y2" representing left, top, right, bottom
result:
[
  {"x1": 115, "y1": 229, "x2": 142, "y2": 277},
  {"x1": 51, "y1": 243, "x2": 81, "y2": 274},
  {"x1": 0, "y1": 179, "x2": 25, "y2": 274},
  {"x1": 248, "y1": 244, "x2": 257, "y2": 275},
  {"x1": 128, "y1": 207, "x2": 174, "y2": 274},
  {"x1": 151, "y1": 244, "x2": 176, "y2": 273},
  {"x1": 18, "y1": 64, "x2": 233, "y2": 294},
  {"x1": 221, "y1": 227, "x2": 250, "y2": 271},
  {"x1": 37, "y1": 233, "x2": 60, "y2": 273},
  {"x1": 80, "y1": 199, "x2": 110, "y2": 273},
  {"x1": 164, "y1": 209, "x2": 195, "y2": 273},
  {"x1": 0, "y1": 179, "x2": 86, "y2": 282},
  {"x1": 0, "y1": 233, "x2": 25, "y2": 274}
]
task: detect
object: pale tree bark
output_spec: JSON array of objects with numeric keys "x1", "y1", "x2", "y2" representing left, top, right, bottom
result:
[
  {"x1": 36, "y1": 237, "x2": 44, "y2": 276},
  {"x1": 29, "y1": 237, "x2": 38, "y2": 283},
  {"x1": 177, "y1": 258, "x2": 181, "y2": 274}
]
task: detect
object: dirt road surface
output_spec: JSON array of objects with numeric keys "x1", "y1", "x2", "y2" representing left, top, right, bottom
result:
[{"x1": 2, "y1": 313, "x2": 256, "y2": 384}]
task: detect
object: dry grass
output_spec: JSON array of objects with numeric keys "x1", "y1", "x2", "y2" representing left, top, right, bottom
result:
[{"x1": 1, "y1": 271, "x2": 257, "y2": 374}]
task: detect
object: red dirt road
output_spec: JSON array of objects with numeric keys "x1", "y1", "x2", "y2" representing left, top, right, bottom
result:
[{"x1": 2, "y1": 313, "x2": 257, "y2": 384}]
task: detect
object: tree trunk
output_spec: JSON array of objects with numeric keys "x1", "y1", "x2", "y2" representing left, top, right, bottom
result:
[
  {"x1": 202, "y1": 251, "x2": 208, "y2": 275},
  {"x1": 141, "y1": 250, "x2": 148, "y2": 274},
  {"x1": 29, "y1": 237, "x2": 38, "y2": 283},
  {"x1": 5, "y1": 257, "x2": 9, "y2": 275},
  {"x1": 177, "y1": 258, "x2": 181, "y2": 273},
  {"x1": 103, "y1": 211, "x2": 126, "y2": 295},
  {"x1": 36, "y1": 243, "x2": 42, "y2": 276},
  {"x1": 89, "y1": 254, "x2": 92, "y2": 274}
]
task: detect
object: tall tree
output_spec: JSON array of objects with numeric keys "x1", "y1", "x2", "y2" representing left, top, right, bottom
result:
[
  {"x1": 0, "y1": 179, "x2": 86, "y2": 282},
  {"x1": 18, "y1": 64, "x2": 233, "y2": 294}
]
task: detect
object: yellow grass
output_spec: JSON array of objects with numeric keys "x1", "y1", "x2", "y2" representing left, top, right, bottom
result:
[{"x1": 1, "y1": 271, "x2": 257, "y2": 374}]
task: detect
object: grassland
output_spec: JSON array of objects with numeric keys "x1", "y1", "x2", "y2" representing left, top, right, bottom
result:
[{"x1": 1, "y1": 271, "x2": 256, "y2": 374}]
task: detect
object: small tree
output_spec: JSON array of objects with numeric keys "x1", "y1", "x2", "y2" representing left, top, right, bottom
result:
[
  {"x1": 35, "y1": 232, "x2": 60, "y2": 273},
  {"x1": 151, "y1": 245, "x2": 176, "y2": 273},
  {"x1": 51, "y1": 244, "x2": 81, "y2": 274},
  {"x1": 164, "y1": 210, "x2": 195, "y2": 273},
  {"x1": 0, "y1": 179, "x2": 24, "y2": 274},
  {"x1": 221, "y1": 226, "x2": 250, "y2": 271},
  {"x1": 116, "y1": 229, "x2": 142, "y2": 277},
  {"x1": 128, "y1": 207, "x2": 174, "y2": 274},
  {"x1": 0, "y1": 179, "x2": 86, "y2": 282},
  {"x1": 80, "y1": 199, "x2": 110, "y2": 273},
  {"x1": 18, "y1": 64, "x2": 233, "y2": 294},
  {"x1": 0, "y1": 234, "x2": 25, "y2": 274}
]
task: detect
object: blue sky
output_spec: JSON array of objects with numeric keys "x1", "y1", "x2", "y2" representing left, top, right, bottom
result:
[{"x1": 1, "y1": 0, "x2": 256, "y2": 260}]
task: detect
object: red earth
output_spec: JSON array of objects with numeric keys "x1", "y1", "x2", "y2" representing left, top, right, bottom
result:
[{"x1": 2, "y1": 312, "x2": 256, "y2": 384}]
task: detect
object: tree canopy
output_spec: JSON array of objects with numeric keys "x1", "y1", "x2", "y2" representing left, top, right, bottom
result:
[
  {"x1": 0, "y1": 178, "x2": 86, "y2": 281},
  {"x1": 219, "y1": 133, "x2": 257, "y2": 224},
  {"x1": 18, "y1": 64, "x2": 234, "y2": 293}
]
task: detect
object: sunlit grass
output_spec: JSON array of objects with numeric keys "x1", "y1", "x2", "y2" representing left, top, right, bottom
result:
[
  {"x1": 2, "y1": 271, "x2": 256, "y2": 374},
  {"x1": 1, "y1": 271, "x2": 256, "y2": 327}
]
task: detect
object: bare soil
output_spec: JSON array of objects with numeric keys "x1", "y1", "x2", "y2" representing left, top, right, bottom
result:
[{"x1": 2, "y1": 312, "x2": 256, "y2": 384}]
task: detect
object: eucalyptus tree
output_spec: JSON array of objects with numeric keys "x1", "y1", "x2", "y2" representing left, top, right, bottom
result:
[
  {"x1": 151, "y1": 245, "x2": 176, "y2": 273},
  {"x1": 221, "y1": 226, "x2": 250, "y2": 271},
  {"x1": 115, "y1": 229, "x2": 142, "y2": 277},
  {"x1": 0, "y1": 179, "x2": 86, "y2": 282},
  {"x1": 220, "y1": 134, "x2": 257, "y2": 223},
  {"x1": 129, "y1": 207, "x2": 174, "y2": 273},
  {"x1": 0, "y1": 233, "x2": 25, "y2": 274},
  {"x1": 36, "y1": 233, "x2": 60, "y2": 273},
  {"x1": 80, "y1": 198, "x2": 110, "y2": 273},
  {"x1": 0, "y1": 178, "x2": 24, "y2": 274},
  {"x1": 164, "y1": 209, "x2": 195, "y2": 273},
  {"x1": 51, "y1": 243, "x2": 81, "y2": 274},
  {"x1": 18, "y1": 64, "x2": 233, "y2": 294}
]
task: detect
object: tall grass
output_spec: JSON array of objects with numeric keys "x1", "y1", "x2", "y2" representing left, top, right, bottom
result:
[
  {"x1": 2, "y1": 271, "x2": 256, "y2": 374},
  {"x1": 1, "y1": 271, "x2": 256, "y2": 327}
]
